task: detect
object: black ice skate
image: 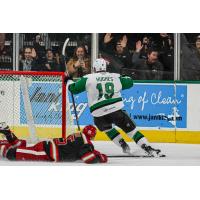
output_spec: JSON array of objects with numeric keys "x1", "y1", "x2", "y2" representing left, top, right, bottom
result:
[
  {"x1": 119, "y1": 139, "x2": 131, "y2": 154},
  {"x1": 141, "y1": 144, "x2": 165, "y2": 157}
]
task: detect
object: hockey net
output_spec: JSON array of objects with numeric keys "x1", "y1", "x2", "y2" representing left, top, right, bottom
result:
[{"x1": 0, "y1": 71, "x2": 75, "y2": 142}]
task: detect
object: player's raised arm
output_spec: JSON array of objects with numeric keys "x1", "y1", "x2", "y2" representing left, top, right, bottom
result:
[
  {"x1": 64, "y1": 71, "x2": 88, "y2": 94},
  {"x1": 68, "y1": 77, "x2": 88, "y2": 94}
]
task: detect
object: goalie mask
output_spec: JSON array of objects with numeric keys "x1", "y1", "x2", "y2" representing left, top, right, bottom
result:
[
  {"x1": 82, "y1": 125, "x2": 97, "y2": 139},
  {"x1": 93, "y1": 58, "x2": 107, "y2": 72}
]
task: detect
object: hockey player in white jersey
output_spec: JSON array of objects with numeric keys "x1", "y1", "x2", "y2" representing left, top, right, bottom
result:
[{"x1": 67, "y1": 58, "x2": 165, "y2": 157}]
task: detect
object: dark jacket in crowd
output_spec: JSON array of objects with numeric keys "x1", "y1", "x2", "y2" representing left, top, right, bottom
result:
[
  {"x1": 155, "y1": 35, "x2": 174, "y2": 72},
  {"x1": 113, "y1": 47, "x2": 132, "y2": 69},
  {"x1": 19, "y1": 58, "x2": 40, "y2": 71},
  {"x1": 43, "y1": 58, "x2": 60, "y2": 71},
  {"x1": 132, "y1": 52, "x2": 164, "y2": 80},
  {"x1": 102, "y1": 39, "x2": 132, "y2": 69},
  {"x1": 181, "y1": 34, "x2": 200, "y2": 80}
]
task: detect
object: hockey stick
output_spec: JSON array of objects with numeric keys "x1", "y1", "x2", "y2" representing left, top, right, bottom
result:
[
  {"x1": 108, "y1": 154, "x2": 166, "y2": 158},
  {"x1": 62, "y1": 37, "x2": 81, "y2": 132},
  {"x1": 62, "y1": 38, "x2": 70, "y2": 56},
  {"x1": 70, "y1": 92, "x2": 80, "y2": 131},
  {"x1": 108, "y1": 155, "x2": 153, "y2": 158}
]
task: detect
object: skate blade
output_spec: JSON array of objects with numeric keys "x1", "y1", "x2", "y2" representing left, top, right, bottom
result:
[
  {"x1": 144, "y1": 151, "x2": 166, "y2": 158},
  {"x1": 151, "y1": 153, "x2": 166, "y2": 158}
]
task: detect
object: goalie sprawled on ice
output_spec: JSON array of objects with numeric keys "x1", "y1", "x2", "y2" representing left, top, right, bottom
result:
[{"x1": 0, "y1": 123, "x2": 107, "y2": 164}]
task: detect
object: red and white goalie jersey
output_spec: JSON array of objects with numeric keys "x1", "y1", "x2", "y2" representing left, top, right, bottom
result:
[{"x1": 0, "y1": 124, "x2": 107, "y2": 164}]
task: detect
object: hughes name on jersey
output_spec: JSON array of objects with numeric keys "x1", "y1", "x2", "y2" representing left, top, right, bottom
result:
[{"x1": 69, "y1": 73, "x2": 133, "y2": 117}]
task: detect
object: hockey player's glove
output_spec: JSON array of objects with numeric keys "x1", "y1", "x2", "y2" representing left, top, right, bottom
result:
[
  {"x1": 80, "y1": 145, "x2": 107, "y2": 164},
  {"x1": 98, "y1": 153, "x2": 107, "y2": 163},
  {"x1": 93, "y1": 150, "x2": 108, "y2": 163},
  {"x1": 64, "y1": 72, "x2": 73, "y2": 84}
]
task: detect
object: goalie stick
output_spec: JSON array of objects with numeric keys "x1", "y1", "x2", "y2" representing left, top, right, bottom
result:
[
  {"x1": 108, "y1": 155, "x2": 153, "y2": 158},
  {"x1": 108, "y1": 154, "x2": 166, "y2": 158}
]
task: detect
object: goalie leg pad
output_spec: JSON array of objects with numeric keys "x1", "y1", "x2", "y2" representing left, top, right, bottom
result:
[
  {"x1": 0, "y1": 144, "x2": 16, "y2": 160},
  {"x1": 15, "y1": 142, "x2": 50, "y2": 161},
  {"x1": 6, "y1": 148, "x2": 17, "y2": 161}
]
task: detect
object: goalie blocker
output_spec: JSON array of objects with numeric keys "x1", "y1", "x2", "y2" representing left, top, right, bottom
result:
[{"x1": 0, "y1": 123, "x2": 107, "y2": 164}]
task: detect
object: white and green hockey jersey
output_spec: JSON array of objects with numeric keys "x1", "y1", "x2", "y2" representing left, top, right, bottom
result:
[{"x1": 69, "y1": 72, "x2": 134, "y2": 117}]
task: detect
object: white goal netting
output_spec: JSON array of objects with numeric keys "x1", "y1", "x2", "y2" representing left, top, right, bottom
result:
[{"x1": 0, "y1": 71, "x2": 75, "y2": 142}]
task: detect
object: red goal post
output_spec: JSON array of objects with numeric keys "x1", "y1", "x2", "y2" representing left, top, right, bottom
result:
[{"x1": 0, "y1": 70, "x2": 73, "y2": 142}]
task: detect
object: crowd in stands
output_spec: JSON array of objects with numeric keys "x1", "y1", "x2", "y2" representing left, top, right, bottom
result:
[
  {"x1": 1, "y1": 33, "x2": 200, "y2": 81},
  {"x1": 0, "y1": 33, "x2": 13, "y2": 70},
  {"x1": 19, "y1": 46, "x2": 65, "y2": 72},
  {"x1": 99, "y1": 33, "x2": 174, "y2": 80},
  {"x1": 18, "y1": 34, "x2": 88, "y2": 72}
]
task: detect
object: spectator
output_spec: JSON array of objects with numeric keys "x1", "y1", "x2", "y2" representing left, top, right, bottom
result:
[
  {"x1": 113, "y1": 35, "x2": 132, "y2": 68},
  {"x1": 19, "y1": 47, "x2": 40, "y2": 71},
  {"x1": 101, "y1": 33, "x2": 115, "y2": 55},
  {"x1": 0, "y1": 33, "x2": 13, "y2": 70},
  {"x1": 155, "y1": 33, "x2": 174, "y2": 72},
  {"x1": 43, "y1": 49, "x2": 60, "y2": 71},
  {"x1": 33, "y1": 34, "x2": 46, "y2": 65},
  {"x1": 137, "y1": 36, "x2": 152, "y2": 59},
  {"x1": 55, "y1": 52, "x2": 66, "y2": 72},
  {"x1": 100, "y1": 34, "x2": 132, "y2": 73},
  {"x1": 181, "y1": 34, "x2": 200, "y2": 80},
  {"x1": 132, "y1": 41, "x2": 164, "y2": 80},
  {"x1": 0, "y1": 33, "x2": 5, "y2": 53},
  {"x1": 195, "y1": 35, "x2": 200, "y2": 58},
  {"x1": 66, "y1": 45, "x2": 91, "y2": 78}
]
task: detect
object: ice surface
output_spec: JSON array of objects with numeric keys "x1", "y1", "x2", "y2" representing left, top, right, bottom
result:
[{"x1": 1, "y1": 141, "x2": 200, "y2": 165}]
